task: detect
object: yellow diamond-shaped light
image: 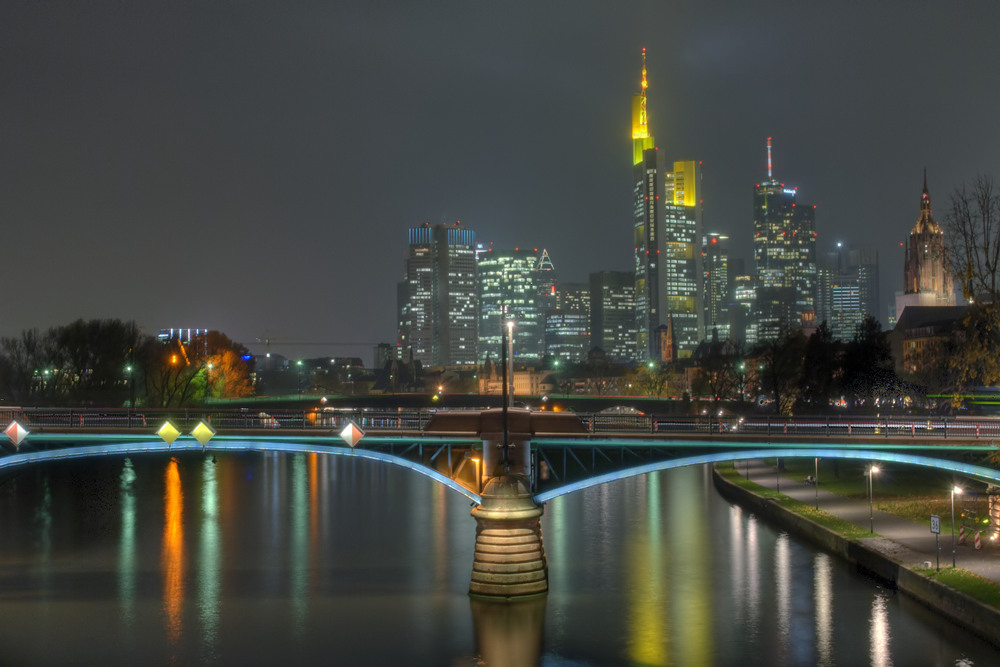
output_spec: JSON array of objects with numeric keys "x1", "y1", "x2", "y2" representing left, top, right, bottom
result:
[
  {"x1": 158, "y1": 421, "x2": 181, "y2": 446},
  {"x1": 339, "y1": 422, "x2": 365, "y2": 448},
  {"x1": 191, "y1": 421, "x2": 216, "y2": 447}
]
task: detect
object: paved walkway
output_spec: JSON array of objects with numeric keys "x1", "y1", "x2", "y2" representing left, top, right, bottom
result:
[{"x1": 739, "y1": 459, "x2": 1000, "y2": 584}]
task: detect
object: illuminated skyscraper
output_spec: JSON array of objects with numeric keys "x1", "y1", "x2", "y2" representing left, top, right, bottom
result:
[
  {"x1": 545, "y1": 282, "x2": 590, "y2": 362},
  {"x1": 702, "y1": 232, "x2": 731, "y2": 340},
  {"x1": 630, "y1": 50, "x2": 703, "y2": 360},
  {"x1": 632, "y1": 48, "x2": 663, "y2": 360},
  {"x1": 478, "y1": 246, "x2": 543, "y2": 362},
  {"x1": 752, "y1": 138, "x2": 817, "y2": 340},
  {"x1": 590, "y1": 271, "x2": 637, "y2": 361},
  {"x1": 397, "y1": 222, "x2": 478, "y2": 365},
  {"x1": 818, "y1": 242, "x2": 881, "y2": 340},
  {"x1": 662, "y1": 160, "x2": 703, "y2": 357}
]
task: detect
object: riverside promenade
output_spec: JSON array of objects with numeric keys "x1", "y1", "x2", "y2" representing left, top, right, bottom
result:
[{"x1": 741, "y1": 459, "x2": 1000, "y2": 584}]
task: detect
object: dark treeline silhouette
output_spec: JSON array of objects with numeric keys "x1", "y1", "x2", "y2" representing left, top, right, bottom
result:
[{"x1": 0, "y1": 319, "x2": 253, "y2": 407}]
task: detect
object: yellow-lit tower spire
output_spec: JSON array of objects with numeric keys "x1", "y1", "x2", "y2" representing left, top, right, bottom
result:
[{"x1": 632, "y1": 47, "x2": 655, "y2": 165}]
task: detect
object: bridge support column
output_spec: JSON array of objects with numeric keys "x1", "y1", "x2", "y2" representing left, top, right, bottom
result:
[{"x1": 470, "y1": 474, "x2": 547, "y2": 598}]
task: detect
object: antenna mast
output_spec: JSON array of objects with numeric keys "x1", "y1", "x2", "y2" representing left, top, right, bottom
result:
[{"x1": 767, "y1": 136, "x2": 773, "y2": 179}]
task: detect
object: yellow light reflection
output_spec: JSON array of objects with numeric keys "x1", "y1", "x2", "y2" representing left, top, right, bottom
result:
[
  {"x1": 626, "y1": 473, "x2": 668, "y2": 666},
  {"x1": 668, "y1": 469, "x2": 711, "y2": 667},
  {"x1": 162, "y1": 457, "x2": 185, "y2": 646}
]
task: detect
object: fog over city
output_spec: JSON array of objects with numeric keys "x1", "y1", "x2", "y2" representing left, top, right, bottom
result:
[{"x1": 3, "y1": 1, "x2": 998, "y2": 358}]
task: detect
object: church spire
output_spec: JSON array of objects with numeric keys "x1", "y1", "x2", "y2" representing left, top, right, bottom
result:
[{"x1": 912, "y1": 170, "x2": 940, "y2": 235}]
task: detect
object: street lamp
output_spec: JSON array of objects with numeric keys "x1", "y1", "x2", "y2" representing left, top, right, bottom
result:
[
  {"x1": 951, "y1": 485, "x2": 963, "y2": 567},
  {"x1": 506, "y1": 320, "x2": 515, "y2": 404},
  {"x1": 868, "y1": 464, "x2": 880, "y2": 533}
]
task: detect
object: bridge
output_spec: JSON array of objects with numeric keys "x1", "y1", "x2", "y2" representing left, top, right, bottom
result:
[{"x1": 4, "y1": 406, "x2": 1000, "y2": 597}]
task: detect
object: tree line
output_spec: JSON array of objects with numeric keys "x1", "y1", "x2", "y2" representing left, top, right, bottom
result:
[{"x1": 0, "y1": 319, "x2": 253, "y2": 407}]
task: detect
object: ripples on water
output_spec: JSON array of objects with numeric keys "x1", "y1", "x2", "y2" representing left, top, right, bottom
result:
[{"x1": 0, "y1": 452, "x2": 996, "y2": 665}]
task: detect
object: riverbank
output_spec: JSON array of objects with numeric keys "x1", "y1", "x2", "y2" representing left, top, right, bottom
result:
[{"x1": 712, "y1": 462, "x2": 1000, "y2": 648}]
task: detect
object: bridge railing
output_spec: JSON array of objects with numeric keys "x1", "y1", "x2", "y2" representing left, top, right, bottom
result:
[{"x1": 8, "y1": 407, "x2": 1000, "y2": 441}]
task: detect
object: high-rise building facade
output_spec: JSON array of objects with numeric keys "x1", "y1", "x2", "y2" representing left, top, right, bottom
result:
[
  {"x1": 590, "y1": 271, "x2": 637, "y2": 361},
  {"x1": 478, "y1": 246, "x2": 543, "y2": 363},
  {"x1": 630, "y1": 50, "x2": 703, "y2": 360},
  {"x1": 817, "y1": 242, "x2": 881, "y2": 340},
  {"x1": 896, "y1": 172, "x2": 954, "y2": 318},
  {"x1": 663, "y1": 160, "x2": 703, "y2": 358},
  {"x1": 752, "y1": 138, "x2": 818, "y2": 340},
  {"x1": 545, "y1": 280, "x2": 591, "y2": 362},
  {"x1": 632, "y1": 49, "x2": 663, "y2": 361},
  {"x1": 397, "y1": 222, "x2": 478, "y2": 366},
  {"x1": 702, "y1": 232, "x2": 730, "y2": 340},
  {"x1": 731, "y1": 272, "x2": 757, "y2": 344}
]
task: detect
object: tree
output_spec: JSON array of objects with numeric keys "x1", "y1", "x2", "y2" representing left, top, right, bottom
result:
[
  {"x1": 944, "y1": 174, "x2": 1000, "y2": 394},
  {"x1": 140, "y1": 330, "x2": 254, "y2": 407},
  {"x1": 946, "y1": 174, "x2": 1000, "y2": 305},
  {"x1": 754, "y1": 328, "x2": 807, "y2": 416},
  {"x1": 628, "y1": 361, "x2": 670, "y2": 397},
  {"x1": 799, "y1": 322, "x2": 840, "y2": 410},
  {"x1": 691, "y1": 339, "x2": 740, "y2": 401},
  {"x1": 841, "y1": 315, "x2": 898, "y2": 409}
]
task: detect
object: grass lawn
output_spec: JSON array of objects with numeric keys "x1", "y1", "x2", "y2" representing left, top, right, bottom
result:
[
  {"x1": 914, "y1": 567, "x2": 1000, "y2": 609},
  {"x1": 717, "y1": 463, "x2": 873, "y2": 539},
  {"x1": 719, "y1": 461, "x2": 1000, "y2": 610}
]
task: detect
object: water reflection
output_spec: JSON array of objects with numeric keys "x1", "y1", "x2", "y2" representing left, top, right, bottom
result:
[
  {"x1": 470, "y1": 596, "x2": 546, "y2": 667},
  {"x1": 627, "y1": 475, "x2": 668, "y2": 665},
  {"x1": 870, "y1": 590, "x2": 891, "y2": 667},
  {"x1": 0, "y1": 455, "x2": 997, "y2": 665},
  {"x1": 118, "y1": 458, "x2": 136, "y2": 626},
  {"x1": 775, "y1": 532, "x2": 791, "y2": 639},
  {"x1": 290, "y1": 453, "x2": 309, "y2": 635},
  {"x1": 198, "y1": 456, "x2": 220, "y2": 658},
  {"x1": 814, "y1": 553, "x2": 833, "y2": 666},
  {"x1": 162, "y1": 457, "x2": 185, "y2": 650}
]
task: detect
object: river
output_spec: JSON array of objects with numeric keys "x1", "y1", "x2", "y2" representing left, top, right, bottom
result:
[{"x1": 0, "y1": 451, "x2": 996, "y2": 665}]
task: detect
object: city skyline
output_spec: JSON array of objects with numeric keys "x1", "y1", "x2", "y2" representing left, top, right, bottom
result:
[{"x1": 3, "y1": 2, "x2": 998, "y2": 359}]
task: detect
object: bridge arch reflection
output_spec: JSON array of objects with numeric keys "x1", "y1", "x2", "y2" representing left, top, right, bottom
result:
[{"x1": 0, "y1": 439, "x2": 483, "y2": 503}]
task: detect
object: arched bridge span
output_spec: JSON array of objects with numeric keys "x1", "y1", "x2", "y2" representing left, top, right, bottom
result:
[
  {"x1": 532, "y1": 446, "x2": 1000, "y2": 503},
  {"x1": 0, "y1": 436, "x2": 483, "y2": 503},
  {"x1": 4, "y1": 432, "x2": 999, "y2": 506}
]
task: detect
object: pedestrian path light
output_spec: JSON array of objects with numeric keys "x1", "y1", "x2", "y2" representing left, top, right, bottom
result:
[
  {"x1": 868, "y1": 464, "x2": 880, "y2": 533},
  {"x1": 951, "y1": 485, "x2": 963, "y2": 567}
]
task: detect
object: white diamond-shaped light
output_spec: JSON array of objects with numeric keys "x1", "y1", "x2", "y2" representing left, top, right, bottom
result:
[
  {"x1": 339, "y1": 422, "x2": 365, "y2": 448},
  {"x1": 5, "y1": 420, "x2": 28, "y2": 448}
]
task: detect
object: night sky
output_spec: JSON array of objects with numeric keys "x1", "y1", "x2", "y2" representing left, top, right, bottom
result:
[{"x1": 3, "y1": 2, "x2": 998, "y2": 361}]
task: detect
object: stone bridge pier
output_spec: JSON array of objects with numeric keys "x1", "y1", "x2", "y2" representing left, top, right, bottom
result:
[{"x1": 425, "y1": 408, "x2": 586, "y2": 598}]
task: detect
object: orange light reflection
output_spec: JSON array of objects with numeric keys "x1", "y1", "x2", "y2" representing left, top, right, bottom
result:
[{"x1": 162, "y1": 458, "x2": 185, "y2": 646}]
